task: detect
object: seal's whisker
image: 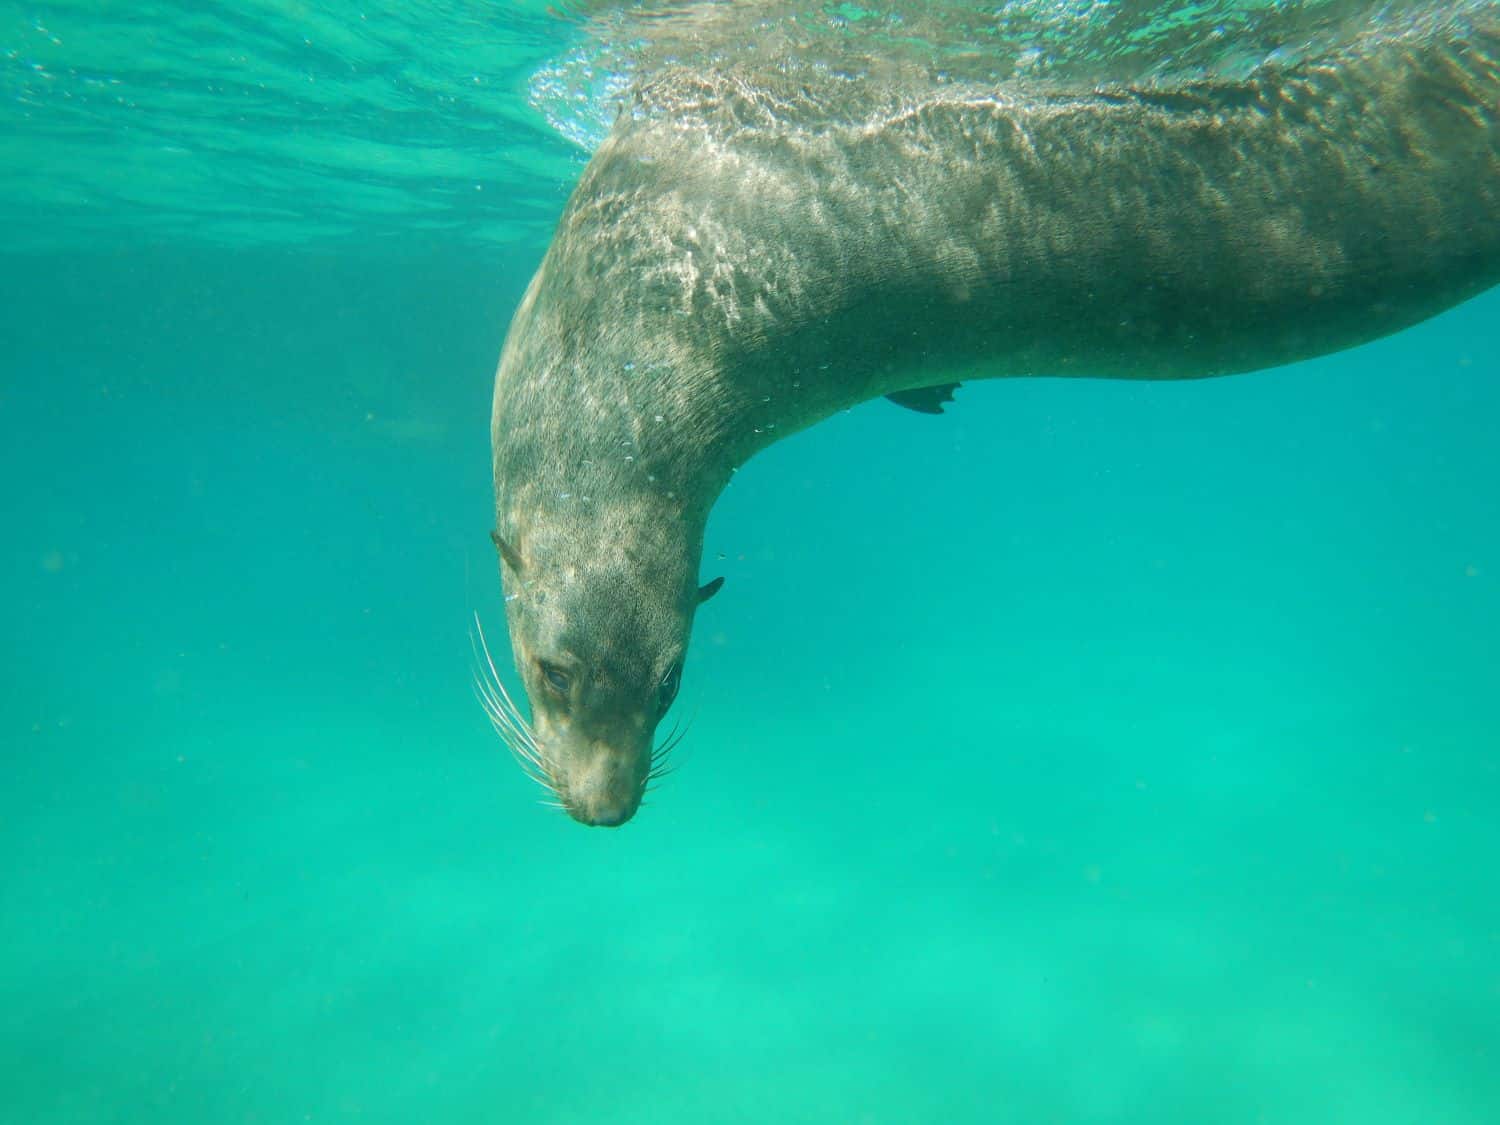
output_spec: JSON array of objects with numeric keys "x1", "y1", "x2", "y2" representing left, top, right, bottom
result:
[
  {"x1": 492, "y1": 688, "x2": 539, "y2": 754},
  {"x1": 480, "y1": 697, "x2": 549, "y2": 788},
  {"x1": 651, "y1": 725, "x2": 680, "y2": 762},
  {"x1": 474, "y1": 682, "x2": 548, "y2": 788},
  {"x1": 649, "y1": 720, "x2": 681, "y2": 768},
  {"x1": 651, "y1": 712, "x2": 695, "y2": 772},
  {"x1": 646, "y1": 749, "x2": 680, "y2": 784},
  {"x1": 470, "y1": 616, "x2": 544, "y2": 761},
  {"x1": 488, "y1": 714, "x2": 554, "y2": 798},
  {"x1": 645, "y1": 715, "x2": 694, "y2": 794},
  {"x1": 470, "y1": 630, "x2": 540, "y2": 754},
  {"x1": 472, "y1": 615, "x2": 535, "y2": 727},
  {"x1": 472, "y1": 664, "x2": 542, "y2": 766},
  {"x1": 471, "y1": 668, "x2": 511, "y2": 733},
  {"x1": 471, "y1": 613, "x2": 563, "y2": 802},
  {"x1": 476, "y1": 673, "x2": 543, "y2": 766},
  {"x1": 658, "y1": 729, "x2": 686, "y2": 761}
]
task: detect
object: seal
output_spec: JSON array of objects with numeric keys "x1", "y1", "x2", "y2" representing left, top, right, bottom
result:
[{"x1": 485, "y1": 3, "x2": 1499, "y2": 826}]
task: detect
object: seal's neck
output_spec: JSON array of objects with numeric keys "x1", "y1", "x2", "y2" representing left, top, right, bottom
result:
[{"x1": 491, "y1": 269, "x2": 788, "y2": 536}]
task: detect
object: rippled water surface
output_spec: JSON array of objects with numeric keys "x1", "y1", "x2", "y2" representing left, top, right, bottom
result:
[{"x1": 3, "y1": 2, "x2": 1498, "y2": 1122}]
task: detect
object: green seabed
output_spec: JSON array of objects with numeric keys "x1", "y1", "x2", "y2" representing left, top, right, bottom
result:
[{"x1": 2, "y1": 1, "x2": 1497, "y2": 1121}]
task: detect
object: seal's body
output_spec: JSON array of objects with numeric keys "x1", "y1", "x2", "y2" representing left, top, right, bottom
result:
[{"x1": 490, "y1": 7, "x2": 1499, "y2": 825}]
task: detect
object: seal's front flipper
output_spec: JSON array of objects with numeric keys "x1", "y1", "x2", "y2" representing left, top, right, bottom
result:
[{"x1": 886, "y1": 383, "x2": 961, "y2": 414}]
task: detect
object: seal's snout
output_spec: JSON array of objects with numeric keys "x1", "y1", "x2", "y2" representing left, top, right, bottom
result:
[
  {"x1": 581, "y1": 804, "x2": 633, "y2": 828},
  {"x1": 563, "y1": 779, "x2": 643, "y2": 828},
  {"x1": 550, "y1": 735, "x2": 648, "y2": 828}
]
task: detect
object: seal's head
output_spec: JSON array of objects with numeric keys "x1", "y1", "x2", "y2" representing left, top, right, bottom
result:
[
  {"x1": 478, "y1": 513, "x2": 722, "y2": 828},
  {"x1": 483, "y1": 222, "x2": 733, "y2": 827}
]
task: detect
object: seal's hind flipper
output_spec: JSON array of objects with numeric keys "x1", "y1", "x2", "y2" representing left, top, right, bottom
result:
[{"x1": 885, "y1": 383, "x2": 960, "y2": 414}]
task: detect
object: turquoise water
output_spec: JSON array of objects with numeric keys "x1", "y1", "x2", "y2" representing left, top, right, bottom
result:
[{"x1": 3, "y1": 3, "x2": 1499, "y2": 1122}]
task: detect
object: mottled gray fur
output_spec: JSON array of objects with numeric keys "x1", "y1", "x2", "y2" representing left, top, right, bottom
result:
[{"x1": 491, "y1": 6, "x2": 1498, "y2": 825}]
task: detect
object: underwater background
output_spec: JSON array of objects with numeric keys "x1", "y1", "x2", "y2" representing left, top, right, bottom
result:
[{"x1": 3, "y1": 1, "x2": 1498, "y2": 1121}]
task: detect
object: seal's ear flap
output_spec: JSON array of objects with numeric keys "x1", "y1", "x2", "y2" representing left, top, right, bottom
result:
[
  {"x1": 490, "y1": 529, "x2": 524, "y2": 575},
  {"x1": 697, "y1": 576, "x2": 725, "y2": 604}
]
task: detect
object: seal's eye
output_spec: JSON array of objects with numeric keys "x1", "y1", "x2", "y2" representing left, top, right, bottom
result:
[
  {"x1": 658, "y1": 661, "x2": 682, "y2": 715},
  {"x1": 539, "y1": 662, "x2": 571, "y2": 695}
]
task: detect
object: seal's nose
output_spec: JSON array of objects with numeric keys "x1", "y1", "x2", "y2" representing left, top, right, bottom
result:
[{"x1": 564, "y1": 796, "x2": 637, "y2": 828}]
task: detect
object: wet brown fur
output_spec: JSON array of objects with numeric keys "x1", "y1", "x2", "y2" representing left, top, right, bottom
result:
[{"x1": 491, "y1": 6, "x2": 1499, "y2": 825}]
